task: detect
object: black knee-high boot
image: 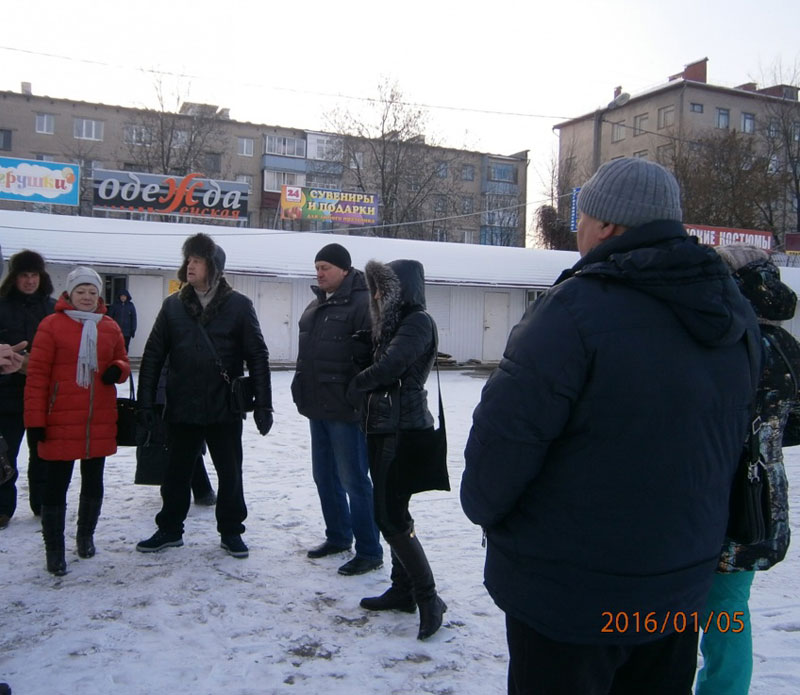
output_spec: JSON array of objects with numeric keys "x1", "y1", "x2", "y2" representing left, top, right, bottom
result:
[
  {"x1": 360, "y1": 549, "x2": 416, "y2": 613},
  {"x1": 76, "y1": 496, "x2": 102, "y2": 558},
  {"x1": 41, "y1": 505, "x2": 67, "y2": 576},
  {"x1": 387, "y1": 528, "x2": 447, "y2": 640}
]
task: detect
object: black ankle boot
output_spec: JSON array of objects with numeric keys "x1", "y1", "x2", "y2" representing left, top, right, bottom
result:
[
  {"x1": 387, "y1": 529, "x2": 447, "y2": 639},
  {"x1": 76, "y1": 497, "x2": 102, "y2": 558},
  {"x1": 41, "y1": 505, "x2": 67, "y2": 576}
]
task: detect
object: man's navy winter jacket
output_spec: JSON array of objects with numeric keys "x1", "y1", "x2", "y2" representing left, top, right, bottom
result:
[{"x1": 461, "y1": 221, "x2": 760, "y2": 645}]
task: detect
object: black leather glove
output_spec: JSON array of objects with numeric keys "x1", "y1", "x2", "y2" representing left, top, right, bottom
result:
[
  {"x1": 254, "y1": 407, "x2": 273, "y2": 436},
  {"x1": 136, "y1": 407, "x2": 157, "y2": 432},
  {"x1": 101, "y1": 365, "x2": 122, "y2": 385},
  {"x1": 28, "y1": 427, "x2": 46, "y2": 443}
]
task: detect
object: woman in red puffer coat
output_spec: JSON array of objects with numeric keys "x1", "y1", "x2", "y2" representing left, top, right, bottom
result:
[{"x1": 24, "y1": 266, "x2": 129, "y2": 576}]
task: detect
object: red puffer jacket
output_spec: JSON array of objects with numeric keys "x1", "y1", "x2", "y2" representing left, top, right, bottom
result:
[{"x1": 24, "y1": 294, "x2": 130, "y2": 461}]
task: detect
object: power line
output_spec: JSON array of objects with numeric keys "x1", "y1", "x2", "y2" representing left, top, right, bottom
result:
[{"x1": 0, "y1": 45, "x2": 571, "y2": 122}]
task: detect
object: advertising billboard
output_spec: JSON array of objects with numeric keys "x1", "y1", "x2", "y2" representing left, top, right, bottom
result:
[
  {"x1": 280, "y1": 186, "x2": 379, "y2": 226},
  {"x1": 93, "y1": 169, "x2": 249, "y2": 220},
  {"x1": 0, "y1": 157, "x2": 81, "y2": 206},
  {"x1": 685, "y1": 224, "x2": 773, "y2": 250}
]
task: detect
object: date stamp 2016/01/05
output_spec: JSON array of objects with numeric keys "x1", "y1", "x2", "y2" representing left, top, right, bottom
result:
[{"x1": 601, "y1": 611, "x2": 745, "y2": 635}]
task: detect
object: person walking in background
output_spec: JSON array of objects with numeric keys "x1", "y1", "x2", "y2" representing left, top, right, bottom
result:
[
  {"x1": 347, "y1": 258, "x2": 447, "y2": 641},
  {"x1": 0, "y1": 249, "x2": 56, "y2": 527},
  {"x1": 107, "y1": 289, "x2": 137, "y2": 352},
  {"x1": 461, "y1": 158, "x2": 760, "y2": 694},
  {"x1": 136, "y1": 233, "x2": 272, "y2": 559},
  {"x1": 24, "y1": 267, "x2": 129, "y2": 575},
  {"x1": 695, "y1": 246, "x2": 800, "y2": 695},
  {"x1": 291, "y1": 243, "x2": 383, "y2": 576}
]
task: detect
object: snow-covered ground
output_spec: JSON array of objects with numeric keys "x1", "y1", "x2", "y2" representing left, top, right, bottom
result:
[{"x1": 1, "y1": 370, "x2": 799, "y2": 694}]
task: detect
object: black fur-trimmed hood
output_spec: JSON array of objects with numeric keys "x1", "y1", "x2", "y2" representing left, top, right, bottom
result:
[
  {"x1": 177, "y1": 233, "x2": 227, "y2": 288},
  {"x1": 365, "y1": 259, "x2": 426, "y2": 349},
  {"x1": 179, "y1": 276, "x2": 234, "y2": 325}
]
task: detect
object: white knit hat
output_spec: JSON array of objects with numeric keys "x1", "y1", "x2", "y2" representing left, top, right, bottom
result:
[{"x1": 66, "y1": 266, "x2": 103, "y2": 294}]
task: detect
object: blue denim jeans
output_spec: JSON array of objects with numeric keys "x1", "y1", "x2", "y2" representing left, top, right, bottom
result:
[
  {"x1": 309, "y1": 419, "x2": 382, "y2": 560},
  {"x1": 695, "y1": 571, "x2": 755, "y2": 695}
]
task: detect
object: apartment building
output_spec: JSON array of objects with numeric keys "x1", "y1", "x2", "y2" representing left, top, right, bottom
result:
[{"x1": 0, "y1": 85, "x2": 528, "y2": 245}]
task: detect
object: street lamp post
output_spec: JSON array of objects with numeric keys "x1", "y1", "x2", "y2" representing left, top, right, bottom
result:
[{"x1": 592, "y1": 91, "x2": 631, "y2": 172}]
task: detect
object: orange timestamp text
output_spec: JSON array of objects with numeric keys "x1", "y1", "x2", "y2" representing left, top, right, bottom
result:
[{"x1": 600, "y1": 611, "x2": 745, "y2": 634}]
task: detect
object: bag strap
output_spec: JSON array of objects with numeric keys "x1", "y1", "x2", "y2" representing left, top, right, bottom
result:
[
  {"x1": 196, "y1": 322, "x2": 231, "y2": 385},
  {"x1": 423, "y1": 311, "x2": 445, "y2": 429},
  {"x1": 127, "y1": 372, "x2": 135, "y2": 399}
]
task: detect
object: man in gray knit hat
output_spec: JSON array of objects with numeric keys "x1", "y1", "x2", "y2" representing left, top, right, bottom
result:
[{"x1": 462, "y1": 158, "x2": 760, "y2": 694}]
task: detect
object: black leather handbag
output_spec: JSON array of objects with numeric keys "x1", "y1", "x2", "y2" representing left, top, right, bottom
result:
[
  {"x1": 726, "y1": 416, "x2": 771, "y2": 545},
  {"x1": 116, "y1": 374, "x2": 138, "y2": 447}
]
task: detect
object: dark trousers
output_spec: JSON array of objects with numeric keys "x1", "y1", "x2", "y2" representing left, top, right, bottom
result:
[
  {"x1": 506, "y1": 614, "x2": 699, "y2": 695},
  {"x1": 41, "y1": 459, "x2": 105, "y2": 507},
  {"x1": 191, "y1": 455, "x2": 214, "y2": 498},
  {"x1": 367, "y1": 433, "x2": 413, "y2": 538},
  {"x1": 0, "y1": 412, "x2": 47, "y2": 516},
  {"x1": 156, "y1": 421, "x2": 246, "y2": 536}
]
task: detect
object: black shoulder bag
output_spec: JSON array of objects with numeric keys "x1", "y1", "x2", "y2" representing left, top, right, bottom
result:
[
  {"x1": 395, "y1": 313, "x2": 450, "y2": 496},
  {"x1": 196, "y1": 323, "x2": 255, "y2": 414},
  {"x1": 725, "y1": 328, "x2": 786, "y2": 545},
  {"x1": 116, "y1": 374, "x2": 139, "y2": 446}
]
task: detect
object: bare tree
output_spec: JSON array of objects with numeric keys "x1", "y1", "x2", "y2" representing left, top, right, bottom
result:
[
  {"x1": 664, "y1": 129, "x2": 786, "y2": 245},
  {"x1": 532, "y1": 205, "x2": 577, "y2": 251},
  {"x1": 327, "y1": 80, "x2": 460, "y2": 239},
  {"x1": 121, "y1": 79, "x2": 229, "y2": 177}
]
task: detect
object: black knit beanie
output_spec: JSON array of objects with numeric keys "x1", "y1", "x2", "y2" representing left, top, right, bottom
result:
[{"x1": 314, "y1": 243, "x2": 351, "y2": 271}]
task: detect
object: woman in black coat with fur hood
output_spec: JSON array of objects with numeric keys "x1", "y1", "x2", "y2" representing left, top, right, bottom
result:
[{"x1": 348, "y1": 258, "x2": 447, "y2": 640}]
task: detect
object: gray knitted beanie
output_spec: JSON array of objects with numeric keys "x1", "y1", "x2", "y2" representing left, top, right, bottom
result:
[{"x1": 578, "y1": 158, "x2": 683, "y2": 227}]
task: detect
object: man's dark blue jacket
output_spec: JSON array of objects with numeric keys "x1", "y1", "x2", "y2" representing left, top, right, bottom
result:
[{"x1": 461, "y1": 220, "x2": 760, "y2": 645}]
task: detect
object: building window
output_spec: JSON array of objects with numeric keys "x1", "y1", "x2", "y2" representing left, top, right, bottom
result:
[
  {"x1": 0, "y1": 129, "x2": 11, "y2": 150},
  {"x1": 235, "y1": 174, "x2": 253, "y2": 192},
  {"x1": 35, "y1": 153, "x2": 56, "y2": 161},
  {"x1": 716, "y1": 108, "x2": 730, "y2": 129},
  {"x1": 462, "y1": 229, "x2": 474, "y2": 244},
  {"x1": 793, "y1": 122, "x2": 800, "y2": 142},
  {"x1": 461, "y1": 196, "x2": 474, "y2": 214},
  {"x1": 307, "y1": 134, "x2": 342, "y2": 161},
  {"x1": 657, "y1": 143, "x2": 675, "y2": 162},
  {"x1": 237, "y1": 137, "x2": 254, "y2": 157},
  {"x1": 35, "y1": 113, "x2": 55, "y2": 134},
  {"x1": 349, "y1": 152, "x2": 363, "y2": 170},
  {"x1": 611, "y1": 120, "x2": 625, "y2": 143},
  {"x1": 741, "y1": 113, "x2": 755, "y2": 134},
  {"x1": 461, "y1": 164, "x2": 475, "y2": 181},
  {"x1": 433, "y1": 195, "x2": 447, "y2": 213},
  {"x1": 124, "y1": 125, "x2": 152, "y2": 146},
  {"x1": 657, "y1": 105, "x2": 675, "y2": 129},
  {"x1": 263, "y1": 170, "x2": 306, "y2": 191},
  {"x1": 488, "y1": 163, "x2": 517, "y2": 183},
  {"x1": 690, "y1": 103, "x2": 704, "y2": 113},
  {"x1": 633, "y1": 150, "x2": 648, "y2": 159},
  {"x1": 633, "y1": 113, "x2": 648, "y2": 136},
  {"x1": 204, "y1": 153, "x2": 221, "y2": 174},
  {"x1": 433, "y1": 226, "x2": 447, "y2": 242},
  {"x1": 436, "y1": 161, "x2": 448, "y2": 178},
  {"x1": 265, "y1": 135, "x2": 305, "y2": 158},
  {"x1": 73, "y1": 118, "x2": 104, "y2": 141},
  {"x1": 306, "y1": 173, "x2": 339, "y2": 190},
  {"x1": 172, "y1": 129, "x2": 189, "y2": 148}
]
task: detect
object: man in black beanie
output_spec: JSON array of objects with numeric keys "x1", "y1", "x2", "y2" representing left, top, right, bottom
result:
[
  {"x1": 292, "y1": 243, "x2": 383, "y2": 575},
  {"x1": 462, "y1": 158, "x2": 761, "y2": 694},
  {"x1": 136, "y1": 233, "x2": 273, "y2": 558},
  {"x1": 0, "y1": 249, "x2": 55, "y2": 527}
]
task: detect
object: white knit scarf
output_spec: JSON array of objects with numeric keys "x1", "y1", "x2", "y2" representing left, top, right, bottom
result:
[{"x1": 64, "y1": 310, "x2": 103, "y2": 388}]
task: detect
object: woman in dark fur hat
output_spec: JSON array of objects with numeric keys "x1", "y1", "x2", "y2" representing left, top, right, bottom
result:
[
  {"x1": 347, "y1": 258, "x2": 447, "y2": 640},
  {"x1": 0, "y1": 249, "x2": 56, "y2": 527}
]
